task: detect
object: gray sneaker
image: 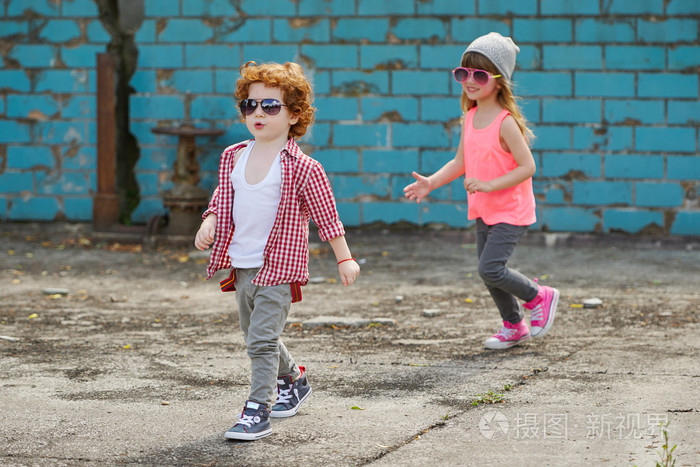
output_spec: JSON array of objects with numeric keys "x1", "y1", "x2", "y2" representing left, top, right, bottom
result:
[
  {"x1": 270, "y1": 366, "x2": 312, "y2": 418},
  {"x1": 224, "y1": 400, "x2": 272, "y2": 441}
]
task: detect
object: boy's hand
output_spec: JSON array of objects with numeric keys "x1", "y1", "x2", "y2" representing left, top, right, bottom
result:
[
  {"x1": 194, "y1": 215, "x2": 217, "y2": 250},
  {"x1": 338, "y1": 260, "x2": 360, "y2": 287},
  {"x1": 403, "y1": 171, "x2": 431, "y2": 203}
]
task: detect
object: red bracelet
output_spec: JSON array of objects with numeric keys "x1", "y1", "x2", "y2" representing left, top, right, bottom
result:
[{"x1": 337, "y1": 258, "x2": 355, "y2": 265}]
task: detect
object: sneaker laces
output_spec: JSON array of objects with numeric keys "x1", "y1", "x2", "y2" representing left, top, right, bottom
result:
[
  {"x1": 496, "y1": 326, "x2": 516, "y2": 340},
  {"x1": 530, "y1": 305, "x2": 544, "y2": 322},
  {"x1": 235, "y1": 413, "x2": 255, "y2": 428},
  {"x1": 276, "y1": 379, "x2": 293, "y2": 404}
]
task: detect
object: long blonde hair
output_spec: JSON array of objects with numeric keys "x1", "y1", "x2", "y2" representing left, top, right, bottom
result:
[{"x1": 459, "y1": 52, "x2": 534, "y2": 145}]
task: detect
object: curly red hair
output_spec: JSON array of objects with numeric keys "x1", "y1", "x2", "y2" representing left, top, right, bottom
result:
[{"x1": 234, "y1": 61, "x2": 316, "y2": 139}]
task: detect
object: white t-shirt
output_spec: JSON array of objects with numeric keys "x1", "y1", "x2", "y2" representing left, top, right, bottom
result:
[{"x1": 228, "y1": 141, "x2": 282, "y2": 268}]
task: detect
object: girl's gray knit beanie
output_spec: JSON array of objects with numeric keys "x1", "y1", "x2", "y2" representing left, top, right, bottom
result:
[{"x1": 462, "y1": 32, "x2": 520, "y2": 81}]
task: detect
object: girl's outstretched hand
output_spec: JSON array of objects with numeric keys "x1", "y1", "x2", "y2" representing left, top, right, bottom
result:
[{"x1": 403, "y1": 171, "x2": 431, "y2": 203}]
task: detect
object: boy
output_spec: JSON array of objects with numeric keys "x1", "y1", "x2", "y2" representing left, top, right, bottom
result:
[{"x1": 194, "y1": 61, "x2": 360, "y2": 441}]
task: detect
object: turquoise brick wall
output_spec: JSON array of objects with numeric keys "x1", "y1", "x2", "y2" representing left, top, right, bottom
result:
[{"x1": 0, "y1": 0, "x2": 698, "y2": 235}]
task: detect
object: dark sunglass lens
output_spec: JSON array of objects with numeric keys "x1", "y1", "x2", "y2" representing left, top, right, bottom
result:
[
  {"x1": 240, "y1": 99, "x2": 256, "y2": 115},
  {"x1": 261, "y1": 99, "x2": 282, "y2": 115},
  {"x1": 474, "y1": 70, "x2": 489, "y2": 85},
  {"x1": 454, "y1": 68, "x2": 468, "y2": 83}
]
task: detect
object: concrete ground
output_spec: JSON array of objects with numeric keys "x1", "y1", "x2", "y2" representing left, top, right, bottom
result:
[{"x1": 1, "y1": 223, "x2": 699, "y2": 466}]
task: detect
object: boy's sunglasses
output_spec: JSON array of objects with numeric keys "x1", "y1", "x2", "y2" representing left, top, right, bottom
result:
[
  {"x1": 452, "y1": 67, "x2": 501, "y2": 85},
  {"x1": 239, "y1": 98, "x2": 287, "y2": 116}
]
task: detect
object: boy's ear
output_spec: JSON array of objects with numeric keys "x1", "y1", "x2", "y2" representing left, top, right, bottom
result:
[{"x1": 289, "y1": 113, "x2": 300, "y2": 125}]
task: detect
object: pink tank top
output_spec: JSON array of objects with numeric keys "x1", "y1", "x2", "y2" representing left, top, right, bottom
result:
[{"x1": 463, "y1": 107, "x2": 536, "y2": 226}]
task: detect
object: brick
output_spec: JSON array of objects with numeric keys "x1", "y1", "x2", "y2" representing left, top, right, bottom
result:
[
  {"x1": 8, "y1": 45, "x2": 56, "y2": 68},
  {"x1": 314, "y1": 97, "x2": 358, "y2": 121},
  {"x1": 39, "y1": 20, "x2": 81, "y2": 42},
  {"x1": 607, "y1": 0, "x2": 664, "y2": 14},
  {"x1": 86, "y1": 20, "x2": 110, "y2": 43},
  {"x1": 311, "y1": 70, "x2": 331, "y2": 94},
  {"x1": 63, "y1": 197, "x2": 92, "y2": 221},
  {"x1": 62, "y1": 44, "x2": 104, "y2": 67},
  {"x1": 130, "y1": 95, "x2": 185, "y2": 120},
  {"x1": 541, "y1": 0, "x2": 599, "y2": 15},
  {"x1": 542, "y1": 184, "x2": 567, "y2": 204},
  {"x1": 574, "y1": 18, "x2": 635, "y2": 43},
  {"x1": 516, "y1": 45, "x2": 542, "y2": 70},
  {"x1": 357, "y1": 0, "x2": 415, "y2": 15},
  {"x1": 603, "y1": 209, "x2": 664, "y2": 234},
  {"x1": 303, "y1": 45, "x2": 358, "y2": 69},
  {"x1": 8, "y1": 0, "x2": 59, "y2": 16},
  {"x1": 134, "y1": 19, "x2": 156, "y2": 42},
  {"x1": 420, "y1": 203, "x2": 469, "y2": 227},
  {"x1": 35, "y1": 69, "x2": 90, "y2": 93},
  {"x1": 240, "y1": 0, "x2": 296, "y2": 16},
  {"x1": 130, "y1": 198, "x2": 165, "y2": 224},
  {"x1": 36, "y1": 121, "x2": 87, "y2": 144},
  {"x1": 479, "y1": 0, "x2": 537, "y2": 15},
  {"x1": 417, "y1": 0, "x2": 474, "y2": 14},
  {"x1": 606, "y1": 46, "x2": 665, "y2": 70},
  {"x1": 164, "y1": 70, "x2": 214, "y2": 94},
  {"x1": 670, "y1": 211, "x2": 700, "y2": 235},
  {"x1": 360, "y1": 97, "x2": 416, "y2": 121},
  {"x1": 542, "y1": 99, "x2": 601, "y2": 124},
  {"x1": 393, "y1": 123, "x2": 449, "y2": 148},
  {"x1": 242, "y1": 45, "x2": 296, "y2": 65},
  {"x1": 604, "y1": 100, "x2": 664, "y2": 124},
  {"x1": 0, "y1": 20, "x2": 29, "y2": 37},
  {"x1": 520, "y1": 98, "x2": 541, "y2": 123},
  {"x1": 532, "y1": 125, "x2": 570, "y2": 150},
  {"x1": 392, "y1": 19, "x2": 447, "y2": 41},
  {"x1": 541, "y1": 206, "x2": 599, "y2": 232},
  {"x1": 636, "y1": 182, "x2": 684, "y2": 207},
  {"x1": 421, "y1": 97, "x2": 461, "y2": 122},
  {"x1": 604, "y1": 154, "x2": 664, "y2": 179},
  {"x1": 9, "y1": 197, "x2": 60, "y2": 221},
  {"x1": 158, "y1": 19, "x2": 213, "y2": 42},
  {"x1": 0, "y1": 121, "x2": 31, "y2": 143},
  {"x1": 517, "y1": 72, "x2": 572, "y2": 97},
  {"x1": 514, "y1": 19, "x2": 572, "y2": 42},
  {"x1": 302, "y1": 123, "x2": 330, "y2": 146},
  {"x1": 274, "y1": 19, "x2": 329, "y2": 43},
  {"x1": 575, "y1": 72, "x2": 634, "y2": 98},
  {"x1": 331, "y1": 174, "x2": 389, "y2": 199},
  {"x1": 137, "y1": 148, "x2": 174, "y2": 171},
  {"x1": 36, "y1": 171, "x2": 91, "y2": 195},
  {"x1": 190, "y1": 97, "x2": 235, "y2": 120},
  {"x1": 363, "y1": 149, "x2": 418, "y2": 173},
  {"x1": 7, "y1": 146, "x2": 54, "y2": 169},
  {"x1": 131, "y1": 71, "x2": 157, "y2": 93},
  {"x1": 0, "y1": 70, "x2": 31, "y2": 92},
  {"x1": 139, "y1": 45, "x2": 183, "y2": 68},
  {"x1": 0, "y1": 197, "x2": 6, "y2": 220},
  {"x1": 332, "y1": 71, "x2": 389, "y2": 95},
  {"x1": 333, "y1": 123, "x2": 388, "y2": 147},
  {"x1": 63, "y1": 0, "x2": 99, "y2": 16},
  {"x1": 637, "y1": 127, "x2": 695, "y2": 153},
  {"x1": 540, "y1": 153, "x2": 601, "y2": 178},
  {"x1": 669, "y1": 46, "x2": 700, "y2": 71},
  {"x1": 183, "y1": 0, "x2": 237, "y2": 16},
  {"x1": 333, "y1": 19, "x2": 388, "y2": 42},
  {"x1": 421, "y1": 150, "x2": 455, "y2": 174},
  {"x1": 313, "y1": 149, "x2": 359, "y2": 172},
  {"x1": 360, "y1": 45, "x2": 418, "y2": 70},
  {"x1": 62, "y1": 146, "x2": 96, "y2": 170},
  {"x1": 451, "y1": 18, "x2": 510, "y2": 43},
  {"x1": 639, "y1": 73, "x2": 698, "y2": 99},
  {"x1": 0, "y1": 172, "x2": 33, "y2": 192},
  {"x1": 337, "y1": 202, "x2": 360, "y2": 226},
  {"x1": 130, "y1": 121, "x2": 158, "y2": 144},
  {"x1": 573, "y1": 126, "x2": 632, "y2": 151},
  {"x1": 144, "y1": 0, "x2": 180, "y2": 16},
  {"x1": 393, "y1": 71, "x2": 449, "y2": 95},
  {"x1": 136, "y1": 173, "x2": 161, "y2": 197},
  {"x1": 667, "y1": 0, "x2": 700, "y2": 14},
  {"x1": 639, "y1": 19, "x2": 697, "y2": 43},
  {"x1": 543, "y1": 46, "x2": 602, "y2": 70},
  {"x1": 668, "y1": 155, "x2": 700, "y2": 180},
  {"x1": 363, "y1": 202, "x2": 419, "y2": 224},
  {"x1": 420, "y1": 45, "x2": 465, "y2": 69},
  {"x1": 7, "y1": 95, "x2": 59, "y2": 119},
  {"x1": 63, "y1": 96, "x2": 95, "y2": 119},
  {"x1": 299, "y1": 0, "x2": 355, "y2": 16},
  {"x1": 573, "y1": 180, "x2": 632, "y2": 205}
]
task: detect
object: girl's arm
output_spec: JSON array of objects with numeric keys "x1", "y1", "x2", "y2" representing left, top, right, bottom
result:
[
  {"x1": 328, "y1": 235, "x2": 360, "y2": 287},
  {"x1": 464, "y1": 116, "x2": 536, "y2": 194},
  {"x1": 404, "y1": 124, "x2": 466, "y2": 203}
]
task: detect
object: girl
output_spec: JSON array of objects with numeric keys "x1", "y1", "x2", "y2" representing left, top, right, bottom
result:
[{"x1": 404, "y1": 32, "x2": 559, "y2": 350}]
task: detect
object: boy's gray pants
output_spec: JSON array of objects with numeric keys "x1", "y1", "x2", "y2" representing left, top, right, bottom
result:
[
  {"x1": 234, "y1": 268, "x2": 300, "y2": 408},
  {"x1": 475, "y1": 219, "x2": 539, "y2": 324}
]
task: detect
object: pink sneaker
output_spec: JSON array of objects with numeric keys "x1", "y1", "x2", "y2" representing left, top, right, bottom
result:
[
  {"x1": 484, "y1": 320, "x2": 531, "y2": 350},
  {"x1": 524, "y1": 283, "x2": 559, "y2": 338}
]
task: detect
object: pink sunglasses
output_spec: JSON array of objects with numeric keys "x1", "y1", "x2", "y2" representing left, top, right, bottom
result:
[{"x1": 452, "y1": 67, "x2": 501, "y2": 85}]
